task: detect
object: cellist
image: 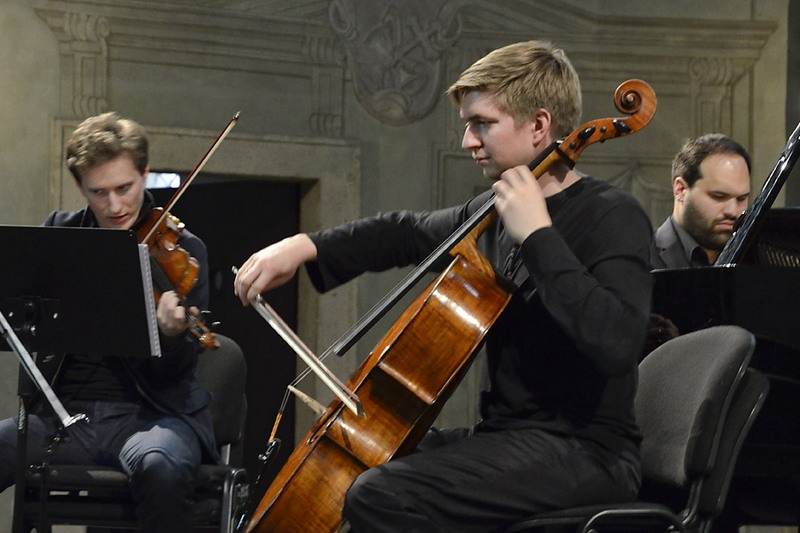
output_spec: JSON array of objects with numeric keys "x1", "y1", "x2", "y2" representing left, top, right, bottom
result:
[
  {"x1": 235, "y1": 40, "x2": 652, "y2": 532},
  {"x1": 0, "y1": 112, "x2": 218, "y2": 533}
]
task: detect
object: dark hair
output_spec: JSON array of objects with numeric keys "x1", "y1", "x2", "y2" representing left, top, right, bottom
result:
[
  {"x1": 66, "y1": 112, "x2": 148, "y2": 183},
  {"x1": 671, "y1": 133, "x2": 751, "y2": 187}
]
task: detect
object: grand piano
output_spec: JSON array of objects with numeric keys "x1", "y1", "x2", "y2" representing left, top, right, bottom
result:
[{"x1": 652, "y1": 124, "x2": 800, "y2": 527}]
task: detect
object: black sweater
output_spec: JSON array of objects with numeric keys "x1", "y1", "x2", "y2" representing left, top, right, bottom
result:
[{"x1": 306, "y1": 177, "x2": 652, "y2": 456}]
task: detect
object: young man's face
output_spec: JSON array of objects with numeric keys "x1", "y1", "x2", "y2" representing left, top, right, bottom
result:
[
  {"x1": 459, "y1": 91, "x2": 538, "y2": 180},
  {"x1": 675, "y1": 152, "x2": 751, "y2": 253},
  {"x1": 77, "y1": 152, "x2": 148, "y2": 230}
]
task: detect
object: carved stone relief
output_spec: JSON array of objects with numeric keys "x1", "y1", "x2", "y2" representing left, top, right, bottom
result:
[
  {"x1": 328, "y1": 0, "x2": 463, "y2": 126},
  {"x1": 689, "y1": 57, "x2": 752, "y2": 135}
]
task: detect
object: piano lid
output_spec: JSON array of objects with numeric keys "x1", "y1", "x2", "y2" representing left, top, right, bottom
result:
[{"x1": 716, "y1": 121, "x2": 800, "y2": 266}]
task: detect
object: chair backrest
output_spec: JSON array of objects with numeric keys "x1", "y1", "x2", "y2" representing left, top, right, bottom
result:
[
  {"x1": 503, "y1": 326, "x2": 763, "y2": 533},
  {"x1": 197, "y1": 334, "x2": 247, "y2": 461},
  {"x1": 696, "y1": 367, "x2": 769, "y2": 523},
  {"x1": 637, "y1": 325, "x2": 755, "y2": 491}
]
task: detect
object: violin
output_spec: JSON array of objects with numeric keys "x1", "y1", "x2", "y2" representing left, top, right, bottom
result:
[
  {"x1": 136, "y1": 207, "x2": 219, "y2": 349},
  {"x1": 136, "y1": 111, "x2": 240, "y2": 350},
  {"x1": 245, "y1": 80, "x2": 657, "y2": 533}
]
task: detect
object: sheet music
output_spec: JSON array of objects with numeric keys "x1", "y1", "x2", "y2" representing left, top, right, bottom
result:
[{"x1": 138, "y1": 243, "x2": 161, "y2": 357}]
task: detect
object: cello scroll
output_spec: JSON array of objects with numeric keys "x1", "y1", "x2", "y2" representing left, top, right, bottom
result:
[
  {"x1": 452, "y1": 79, "x2": 657, "y2": 271},
  {"x1": 556, "y1": 79, "x2": 656, "y2": 165}
]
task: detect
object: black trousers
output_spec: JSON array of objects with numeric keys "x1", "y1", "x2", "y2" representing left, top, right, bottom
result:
[{"x1": 343, "y1": 426, "x2": 640, "y2": 533}]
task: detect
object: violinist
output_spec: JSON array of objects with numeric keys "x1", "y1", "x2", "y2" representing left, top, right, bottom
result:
[
  {"x1": 236, "y1": 40, "x2": 652, "y2": 531},
  {"x1": 0, "y1": 112, "x2": 217, "y2": 533}
]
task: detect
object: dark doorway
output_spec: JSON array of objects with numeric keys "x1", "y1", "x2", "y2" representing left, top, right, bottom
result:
[{"x1": 150, "y1": 178, "x2": 299, "y2": 514}]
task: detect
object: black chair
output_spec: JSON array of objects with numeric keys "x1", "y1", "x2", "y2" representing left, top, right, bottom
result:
[
  {"x1": 15, "y1": 334, "x2": 250, "y2": 533},
  {"x1": 506, "y1": 325, "x2": 767, "y2": 533},
  {"x1": 694, "y1": 368, "x2": 770, "y2": 532}
]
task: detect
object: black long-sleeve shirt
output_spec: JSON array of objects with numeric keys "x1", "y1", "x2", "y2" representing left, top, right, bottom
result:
[{"x1": 306, "y1": 177, "x2": 652, "y2": 456}]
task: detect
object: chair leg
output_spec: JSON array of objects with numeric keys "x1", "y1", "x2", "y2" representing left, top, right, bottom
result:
[
  {"x1": 220, "y1": 470, "x2": 235, "y2": 533},
  {"x1": 38, "y1": 478, "x2": 50, "y2": 533},
  {"x1": 220, "y1": 469, "x2": 249, "y2": 533}
]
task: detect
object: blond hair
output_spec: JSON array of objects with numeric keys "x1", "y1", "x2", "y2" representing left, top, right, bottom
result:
[{"x1": 447, "y1": 41, "x2": 581, "y2": 138}]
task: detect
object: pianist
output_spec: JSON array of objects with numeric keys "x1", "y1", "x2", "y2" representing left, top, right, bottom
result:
[
  {"x1": 651, "y1": 133, "x2": 751, "y2": 269},
  {"x1": 646, "y1": 133, "x2": 752, "y2": 352}
]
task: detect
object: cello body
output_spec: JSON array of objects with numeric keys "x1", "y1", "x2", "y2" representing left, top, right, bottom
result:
[{"x1": 248, "y1": 252, "x2": 511, "y2": 532}]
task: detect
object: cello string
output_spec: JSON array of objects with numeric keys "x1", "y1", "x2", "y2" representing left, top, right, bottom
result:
[{"x1": 321, "y1": 142, "x2": 562, "y2": 360}]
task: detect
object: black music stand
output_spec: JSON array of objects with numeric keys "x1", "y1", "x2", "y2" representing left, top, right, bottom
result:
[
  {"x1": 0, "y1": 224, "x2": 160, "y2": 533},
  {"x1": 0, "y1": 225, "x2": 160, "y2": 357}
]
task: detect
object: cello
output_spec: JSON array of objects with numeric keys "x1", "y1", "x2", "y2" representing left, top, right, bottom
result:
[{"x1": 248, "y1": 79, "x2": 657, "y2": 533}]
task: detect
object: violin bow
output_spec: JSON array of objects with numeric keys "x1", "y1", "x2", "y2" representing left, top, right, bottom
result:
[{"x1": 140, "y1": 111, "x2": 240, "y2": 245}]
